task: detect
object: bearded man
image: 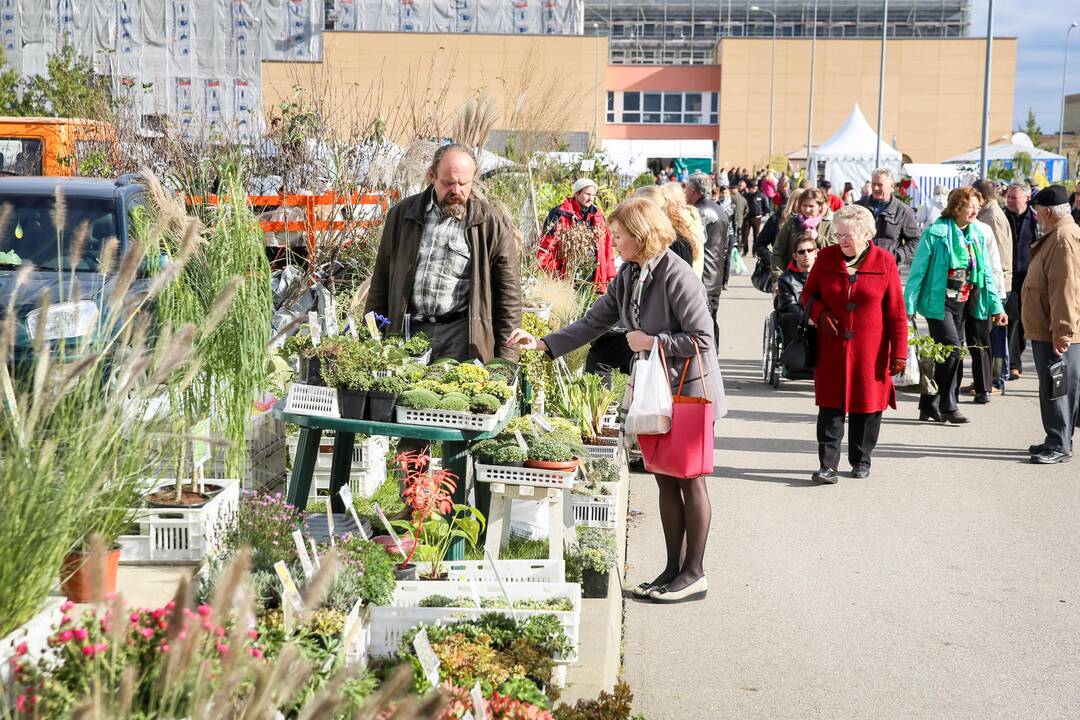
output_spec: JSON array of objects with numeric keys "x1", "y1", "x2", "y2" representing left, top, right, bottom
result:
[{"x1": 366, "y1": 143, "x2": 521, "y2": 362}]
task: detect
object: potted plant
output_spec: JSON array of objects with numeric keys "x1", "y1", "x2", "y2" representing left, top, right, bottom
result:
[
  {"x1": 321, "y1": 340, "x2": 373, "y2": 419},
  {"x1": 282, "y1": 332, "x2": 320, "y2": 384},
  {"x1": 368, "y1": 371, "x2": 407, "y2": 422},
  {"x1": 525, "y1": 436, "x2": 579, "y2": 472},
  {"x1": 397, "y1": 388, "x2": 440, "y2": 410},
  {"x1": 391, "y1": 452, "x2": 485, "y2": 580},
  {"x1": 491, "y1": 444, "x2": 527, "y2": 468},
  {"x1": 566, "y1": 527, "x2": 617, "y2": 599}
]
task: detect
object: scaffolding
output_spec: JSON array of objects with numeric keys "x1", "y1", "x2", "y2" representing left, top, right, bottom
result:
[{"x1": 585, "y1": 0, "x2": 972, "y2": 65}]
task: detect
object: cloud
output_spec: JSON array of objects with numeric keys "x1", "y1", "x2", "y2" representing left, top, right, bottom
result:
[{"x1": 970, "y1": 0, "x2": 1079, "y2": 132}]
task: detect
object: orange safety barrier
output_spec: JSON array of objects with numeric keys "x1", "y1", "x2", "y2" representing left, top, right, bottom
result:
[{"x1": 187, "y1": 192, "x2": 392, "y2": 262}]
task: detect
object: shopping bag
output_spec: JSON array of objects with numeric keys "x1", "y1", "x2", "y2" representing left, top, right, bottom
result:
[
  {"x1": 638, "y1": 343, "x2": 714, "y2": 479},
  {"x1": 623, "y1": 338, "x2": 673, "y2": 436},
  {"x1": 731, "y1": 247, "x2": 748, "y2": 275},
  {"x1": 917, "y1": 356, "x2": 938, "y2": 396},
  {"x1": 892, "y1": 322, "x2": 921, "y2": 387}
]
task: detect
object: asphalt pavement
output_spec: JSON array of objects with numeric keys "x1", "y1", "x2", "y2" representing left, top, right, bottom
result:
[{"x1": 621, "y1": 270, "x2": 1080, "y2": 719}]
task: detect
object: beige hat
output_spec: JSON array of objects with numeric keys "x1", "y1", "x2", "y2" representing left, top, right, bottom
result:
[{"x1": 572, "y1": 178, "x2": 598, "y2": 194}]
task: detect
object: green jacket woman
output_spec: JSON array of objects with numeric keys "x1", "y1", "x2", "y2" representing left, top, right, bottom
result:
[{"x1": 904, "y1": 216, "x2": 1004, "y2": 320}]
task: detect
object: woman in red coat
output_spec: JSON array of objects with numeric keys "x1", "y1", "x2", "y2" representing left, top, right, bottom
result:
[{"x1": 801, "y1": 204, "x2": 908, "y2": 484}]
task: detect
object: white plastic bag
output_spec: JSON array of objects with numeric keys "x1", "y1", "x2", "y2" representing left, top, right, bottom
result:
[
  {"x1": 624, "y1": 339, "x2": 673, "y2": 436},
  {"x1": 892, "y1": 323, "x2": 921, "y2": 388}
]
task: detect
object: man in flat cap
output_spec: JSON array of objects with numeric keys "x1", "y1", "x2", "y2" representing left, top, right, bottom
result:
[{"x1": 1022, "y1": 185, "x2": 1080, "y2": 464}]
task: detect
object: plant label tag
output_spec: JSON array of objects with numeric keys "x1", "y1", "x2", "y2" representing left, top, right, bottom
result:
[
  {"x1": 309, "y1": 538, "x2": 321, "y2": 569},
  {"x1": 580, "y1": 158, "x2": 595, "y2": 171},
  {"x1": 513, "y1": 430, "x2": 529, "y2": 454},
  {"x1": 462, "y1": 713, "x2": 475, "y2": 720},
  {"x1": 467, "y1": 579, "x2": 483, "y2": 609},
  {"x1": 373, "y1": 502, "x2": 407, "y2": 558},
  {"x1": 341, "y1": 599, "x2": 364, "y2": 659},
  {"x1": 191, "y1": 417, "x2": 212, "y2": 473},
  {"x1": 531, "y1": 414, "x2": 554, "y2": 433},
  {"x1": 471, "y1": 683, "x2": 488, "y2": 720},
  {"x1": 345, "y1": 315, "x2": 359, "y2": 339},
  {"x1": 292, "y1": 530, "x2": 314, "y2": 580},
  {"x1": 404, "y1": 313, "x2": 412, "y2": 341},
  {"x1": 274, "y1": 561, "x2": 304, "y2": 613},
  {"x1": 326, "y1": 502, "x2": 335, "y2": 547},
  {"x1": 483, "y1": 547, "x2": 517, "y2": 621},
  {"x1": 364, "y1": 311, "x2": 381, "y2": 341},
  {"x1": 338, "y1": 485, "x2": 368, "y2": 538},
  {"x1": 308, "y1": 311, "x2": 321, "y2": 347},
  {"x1": 412, "y1": 627, "x2": 441, "y2": 690}
]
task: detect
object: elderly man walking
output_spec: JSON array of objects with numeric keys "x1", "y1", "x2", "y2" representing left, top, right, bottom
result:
[
  {"x1": 366, "y1": 143, "x2": 521, "y2": 362},
  {"x1": 1022, "y1": 185, "x2": 1080, "y2": 465},
  {"x1": 686, "y1": 172, "x2": 729, "y2": 315},
  {"x1": 856, "y1": 168, "x2": 920, "y2": 266}
]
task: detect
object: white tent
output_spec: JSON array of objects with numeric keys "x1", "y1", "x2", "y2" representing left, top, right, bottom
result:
[
  {"x1": 808, "y1": 104, "x2": 901, "y2": 191},
  {"x1": 902, "y1": 163, "x2": 974, "y2": 207},
  {"x1": 601, "y1": 138, "x2": 715, "y2": 180},
  {"x1": 942, "y1": 133, "x2": 1068, "y2": 182}
]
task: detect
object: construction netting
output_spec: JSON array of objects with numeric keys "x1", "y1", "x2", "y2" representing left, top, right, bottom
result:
[{"x1": 331, "y1": 0, "x2": 583, "y2": 35}]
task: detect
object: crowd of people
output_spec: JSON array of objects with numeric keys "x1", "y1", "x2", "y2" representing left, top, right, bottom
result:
[{"x1": 366, "y1": 144, "x2": 1079, "y2": 605}]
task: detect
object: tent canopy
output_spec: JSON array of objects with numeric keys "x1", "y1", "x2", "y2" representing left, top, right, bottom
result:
[
  {"x1": 601, "y1": 138, "x2": 715, "y2": 179},
  {"x1": 902, "y1": 163, "x2": 973, "y2": 207},
  {"x1": 942, "y1": 133, "x2": 1068, "y2": 182},
  {"x1": 808, "y1": 103, "x2": 901, "y2": 191}
]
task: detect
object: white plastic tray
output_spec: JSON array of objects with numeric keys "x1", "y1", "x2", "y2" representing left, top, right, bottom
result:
[{"x1": 474, "y1": 462, "x2": 577, "y2": 490}]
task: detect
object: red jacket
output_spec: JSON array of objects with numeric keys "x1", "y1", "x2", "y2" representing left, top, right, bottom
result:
[
  {"x1": 801, "y1": 244, "x2": 908, "y2": 413},
  {"x1": 537, "y1": 197, "x2": 616, "y2": 292}
]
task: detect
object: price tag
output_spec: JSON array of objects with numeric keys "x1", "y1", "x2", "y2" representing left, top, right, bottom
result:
[
  {"x1": 308, "y1": 311, "x2": 321, "y2": 347},
  {"x1": 309, "y1": 538, "x2": 321, "y2": 569},
  {"x1": 292, "y1": 530, "x2": 314, "y2": 580},
  {"x1": 412, "y1": 627, "x2": 441, "y2": 690},
  {"x1": 190, "y1": 417, "x2": 212, "y2": 476},
  {"x1": 467, "y1": 579, "x2": 484, "y2": 609},
  {"x1": 274, "y1": 561, "x2": 304, "y2": 613},
  {"x1": 345, "y1": 315, "x2": 359, "y2": 339},
  {"x1": 338, "y1": 485, "x2": 369, "y2": 539},
  {"x1": 513, "y1": 430, "x2": 529, "y2": 454},
  {"x1": 364, "y1": 311, "x2": 382, "y2": 341},
  {"x1": 531, "y1": 414, "x2": 554, "y2": 433},
  {"x1": 472, "y1": 359, "x2": 485, "y2": 367},
  {"x1": 373, "y1": 502, "x2": 407, "y2": 559},
  {"x1": 341, "y1": 599, "x2": 364, "y2": 658},
  {"x1": 322, "y1": 291, "x2": 339, "y2": 337},
  {"x1": 471, "y1": 683, "x2": 488, "y2": 720},
  {"x1": 404, "y1": 313, "x2": 412, "y2": 341},
  {"x1": 326, "y1": 501, "x2": 335, "y2": 547},
  {"x1": 483, "y1": 547, "x2": 517, "y2": 621}
]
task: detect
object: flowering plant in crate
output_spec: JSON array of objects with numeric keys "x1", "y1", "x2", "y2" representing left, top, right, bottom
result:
[{"x1": 390, "y1": 452, "x2": 485, "y2": 579}]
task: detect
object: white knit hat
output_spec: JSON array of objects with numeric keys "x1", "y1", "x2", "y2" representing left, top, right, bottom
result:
[{"x1": 572, "y1": 178, "x2": 598, "y2": 194}]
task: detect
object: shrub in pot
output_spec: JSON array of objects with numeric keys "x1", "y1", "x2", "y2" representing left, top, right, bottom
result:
[
  {"x1": 321, "y1": 342, "x2": 374, "y2": 419},
  {"x1": 469, "y1": 393, "x2": 502, "y2": 415},
  {"x1": 397, "y1": 388, "x2": 440, "y2": 410},
  {"x1": 368, "y1": 371, "x2": 407, "y2": 422},
  {"x1": 491, "y1": 444, "x2": 527, "y2": 468},
  {"x1": 525, "y1": 436, "x2": 578, "y2": 472},
  {"x1": 565, "y1": 527, "x2": 617, "y2": 599}
]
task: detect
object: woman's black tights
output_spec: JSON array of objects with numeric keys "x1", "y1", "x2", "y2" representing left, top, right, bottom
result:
[{"x1": 651, "y1": 474, "x2": 711, "y2": 592}]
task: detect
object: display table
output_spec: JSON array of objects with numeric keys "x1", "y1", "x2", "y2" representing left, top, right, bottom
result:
[{"x1": 273, "y1": 403, "x2": 514, "y2": 560}]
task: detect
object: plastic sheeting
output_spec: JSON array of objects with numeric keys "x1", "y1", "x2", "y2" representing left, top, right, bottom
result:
[
  {"x1": 2, "y1": 0, "x2": 324, "y2": 139},
  {"x1": 332, "y1": 0, "x2": 583, "y2": 35}
]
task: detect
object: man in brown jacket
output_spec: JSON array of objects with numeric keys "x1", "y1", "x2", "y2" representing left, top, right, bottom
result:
[
  {"x1": 1021, "y1": 185, "x2": 1080, "y2": 465},
  {"x1": 365, "y1": 143, "x2": 521, "y2": 363}
]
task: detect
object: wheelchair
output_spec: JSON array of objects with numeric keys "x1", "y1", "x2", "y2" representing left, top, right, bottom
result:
[{"x1": 761, "y1": 310, "x2": 815, "y2": 388}]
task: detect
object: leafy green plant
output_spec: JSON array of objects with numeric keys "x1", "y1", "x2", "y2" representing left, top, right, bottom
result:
[
  {"x1": 398, "y1": 388, "x2": 441, "y2": 409},
  {"x1": 491, "y1": 444, "x2": 528, "y2": 465},
  {"x1": 372, "y1": 371, "x2": 408, "y2": 394},
  {"x1": 320, "y1": 340, "x2": 374, "y2": 391},
  {"x1": 446, "y1": 363, "x2": 490, "y2": 385},
  {"x1": 565, "y1": 527, "x2": 617, "y2": 582},
  {"x1": 550, "y1": 371, "x2": 617, "y2": 442},
  {"x1": 336, "y1": 535, "x2": 398, "y2": 606},
  {"x1": 470, "y1": 393, "x2": 502, "y2": 415},
  {"x1": 281, "y1": 332, "x2": 316, "y2": 361},
  {"x1": 217, "y1": 491, "x2": 304, "y2": 572},
  {"x1": 909, "y1": 329, "x2": 970, "y2": 363},
  {"x1": 438, "y1": 396, "x2": 471, "y2": 412},
  {"x1": 554, "y1": 682, "x2": 636, "y2": 720},
  {"x1": 527, "y1": 437, "x2": 575, "y2": 463}
]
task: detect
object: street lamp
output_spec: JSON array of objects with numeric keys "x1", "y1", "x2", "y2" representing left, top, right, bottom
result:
[
  {"x1": 1058, "y1": 21, "x2": 1078, "y2": 162},
  {"x1": 806, "y1": 0, "x2": 818, "y2": 175},
  {"x1": 593, "y1": 22, "x2": 601, "y2": 150},
  {"x1": 874, "y1": 0, "x2": 889, "y2": 169},
  {"x1": 977, "y1": 0, "x2": 994, "y2": 178},
  {"x1": 750, "y1": 5, "x2": 777, "y2": 163}
]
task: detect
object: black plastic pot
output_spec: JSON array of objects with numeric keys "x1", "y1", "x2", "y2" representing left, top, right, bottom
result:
[
  {"x1": 394, "y1": 564, "x2": 417, "y2": 581},
  {"x1": 338, "y1": 388, "x2": 368, "y2": 419},
  {"x1": 366, "y1": 391, "x2": 399, "y2": 422},
  {"x1": 301, "y1": 357, "x2": 323, "y2": 386},
  {"x1": 581, "y1": 567, "x2": 610, "y2": 598}
]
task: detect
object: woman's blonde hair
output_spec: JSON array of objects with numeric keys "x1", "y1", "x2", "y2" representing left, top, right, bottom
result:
[
  {"x1": 832, "y1": 204, "x2": 876, "y2": 241},
  {"x1": 608, "y1": 197, "x2": 676, "y2": 260},
  {"x1": 797, "y1": 187, "x2": 828, "y2": 213},
  {"x1": 781, "y1": 188, "x2": 805, "y2": 223},
  {"x1": 634, "y1": 184, "x2": 702, "y2": 259},
  {"x1": 942, "y1": 186, "x2": 981, "y2": 221}
]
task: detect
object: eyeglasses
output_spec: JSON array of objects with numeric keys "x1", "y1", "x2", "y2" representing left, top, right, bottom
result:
[{"x1": 796, "y1": 248, "x2": 817, "y2": 255}]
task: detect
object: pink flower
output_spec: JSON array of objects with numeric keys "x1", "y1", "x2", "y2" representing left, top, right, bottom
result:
[
  {"x1": 60, "y1": 615, "x2": 71, "y2": 626},
  {"x1": 58, "y1": 630, "x2": 74, "y2": 643},
  {"x1": 14, "y1": 642, "x2": 27, "y2": 657},
  {"x1": 140, "y1": 627, "x2": 155, "y2": 639},
  {"x1": 81, "y1": 645, "x2": 96, "y2": 657},
  {"x1": 160, "y1": 642, "x2": 170, "y2": 653},
  {"x1": 73, "y1": 628, "x2": 88, "y2": 642},
  {"x1": 59, "y1": 600, "x2": 74, "y2": 612},
  {"x1": 249, "y1": 647, "x2": 263, "y2": 659},
  {"x1": 94, "y1": 642, "x2": 108, "y2": 654},
  {"x1": 214, "y1": 626, "x2": 225, "y2": 637},
  {"x1": 130, "y1": 613, "x2": 141, "y2": 624},
  {"x1": 197, "y1": 604, "x2": 211, "y2": 617},
  {"x1": 247, "y1": 629, "x2": 259, "y2": 640},
  {"x1": 151, "y1": 608, "x2": 165, "y2": 620},
  {"x1": 216, "y1": 643, "x2": 228, "y2": 656}
]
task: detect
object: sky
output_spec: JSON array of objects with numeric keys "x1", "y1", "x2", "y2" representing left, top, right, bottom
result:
[{"x1": 969, "y1": 0, "x2": 1078, "y2": 133}]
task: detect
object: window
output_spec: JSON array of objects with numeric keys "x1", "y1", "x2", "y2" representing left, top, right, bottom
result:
[
  {"x1": 0, "y1": 138, "x2": 43, "y2": 176},
  {"x1": 607, "y1": 91, "x2": 720, "y2": 125},
  {"x1": 623, "y1": 92, "x2": 640, "y2": 111},
  {"x1": 606, "y1": 91, "x2": 615, "y2": 123},
  {"x1": 643, "y1": 93, "x2": 661, "y2": 123},
  {"x1": 710, "y1": 92, "x2": 719, "y2": 124}
]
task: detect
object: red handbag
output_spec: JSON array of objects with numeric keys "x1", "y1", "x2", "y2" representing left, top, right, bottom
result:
[{"x1": 638, "y1": 343, "x2": 715, "y2": 479}]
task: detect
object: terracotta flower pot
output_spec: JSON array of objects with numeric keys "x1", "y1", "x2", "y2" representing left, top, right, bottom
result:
[
  {"x1": 61, "y1": 547, "x2": 121, "y2": 603},
  {"x1": 524, "y1": 458, "x2": 580, "y2": 472}
]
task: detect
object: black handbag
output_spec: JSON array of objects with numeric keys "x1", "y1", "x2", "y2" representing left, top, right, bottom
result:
[
  {"x1": 780, "y1": 325, "x2": 816, "y2": 371},
  {"x1": 751, "y1": 248, "x2": 774, "y2": 293},
  {"x1": 1042, "y1": 358, "x2": 1069, "y2": 400}
]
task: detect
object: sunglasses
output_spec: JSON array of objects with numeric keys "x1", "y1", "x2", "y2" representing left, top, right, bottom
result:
[{"x1": 795, "y1": 248, "x2": 817, "y2": 255}]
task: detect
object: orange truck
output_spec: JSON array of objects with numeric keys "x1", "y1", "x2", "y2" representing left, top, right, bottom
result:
[{"x1": 0, "y1": 117, "x2": 114, "y2": 177}]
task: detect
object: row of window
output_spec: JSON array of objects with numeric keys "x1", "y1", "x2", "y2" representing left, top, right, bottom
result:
[{"x1": 606, "y1": 91, "x2": 719, "y2": 125}]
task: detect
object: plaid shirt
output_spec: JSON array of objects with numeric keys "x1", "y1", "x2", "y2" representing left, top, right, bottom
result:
[{"x1": 411, "y1": 197, "x2": 472, "y2": 320}]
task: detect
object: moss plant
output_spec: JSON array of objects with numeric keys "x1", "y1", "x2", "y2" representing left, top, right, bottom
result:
[
  {"x1": 526, "y1": 436, "x2": 575, "y2": 463},
  {"x1": 469, "y1": 393, "x2": 501, "y2": 415},
  {"x1": 398, "y1": 389, "x2": 440, "y2": 409}
]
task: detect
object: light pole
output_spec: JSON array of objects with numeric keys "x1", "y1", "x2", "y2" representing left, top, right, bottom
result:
[
  {"x1": 1058, "y1": 21, "x2": 1078, "y2": 162},
  {"x1": 977, "y1": 0, "x2": 994, "y2": 178},
  {"x1": 751, "y1": 5, "x2": 777, "y2": 163},
  {"x1": 874, "y1": 0, "x2": 888, "y2": 169},
  {"x1": 593, "y1": 22, "x2": 601, "y2": 149},
  {"x1": 806, "y1": 0, "x2": 818, "y2": 174}
]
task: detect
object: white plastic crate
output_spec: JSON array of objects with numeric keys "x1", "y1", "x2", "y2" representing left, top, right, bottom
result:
[
  {"x1": 395, "y1": 380, "x2": 517, "y2": 431},
  {"x1": 583, "y1": 440, "x2": 622, "y2": 461},
  {"x1": 523, "y1": 304, "x2": 552, "y2": 321},
  {"x1": 286, "y1": 435, "x2": 389, "y2": 499},
  {"x1": 284, "y1": 383, "x2": 339, "y2": 419},
  {"x1": 474, "y1": 462, "x2": 577, "y2": 490},
  {"x1": 119, "y1": 479, "x2": 240, "y2": 563},
  {"x1": 0, "y1": 597, "x2": 64, "y2": 686},
  {"x1": 368, "y1": 580, "x2": 581, "y2": 666},
  {"x1": 414, "y1": 559, "x2": 564, "y2": 584},
  {"x1": 570, "y1": 492, "x2": 618, "y2": 530}
]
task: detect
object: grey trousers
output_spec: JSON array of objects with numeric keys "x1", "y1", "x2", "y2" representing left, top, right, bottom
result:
[
  {"x1": 1032, "y1": 341, "x2": 1080, "y2": 454},
  {"x1": 414, "y1": 315, "x2": 470, "y2": 363}
]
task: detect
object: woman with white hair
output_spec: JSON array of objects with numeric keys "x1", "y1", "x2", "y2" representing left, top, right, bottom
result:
[
  {"x1": 801, "y1": 204, "x2": 908, "y2": 484},
  {"x1": 537, "y1": 177, "x2": 617, "y2": 293}
]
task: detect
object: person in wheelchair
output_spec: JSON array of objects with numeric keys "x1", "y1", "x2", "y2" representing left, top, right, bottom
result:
[{"x1": 775, "y1": 233, "x2": 818, "y2": 344}]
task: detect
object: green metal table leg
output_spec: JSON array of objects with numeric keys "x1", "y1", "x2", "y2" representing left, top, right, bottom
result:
[
  {"x1": 443, "y1": 440, "x2": 473, "y2": 561},
  {"x1": 286, "y1": 427, "x2": 322, "y2": 511},
  {"x1": 328, "y1": 431, "x2": 356, "y2": 515},
  {"x1": 520, "y1": 376, "x2": 533, "y2": 417}
]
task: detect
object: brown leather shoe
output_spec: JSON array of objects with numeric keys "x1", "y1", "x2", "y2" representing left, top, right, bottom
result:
[{"x1": 1009, "y1": 369, "x2": 1021, "y2": 380}]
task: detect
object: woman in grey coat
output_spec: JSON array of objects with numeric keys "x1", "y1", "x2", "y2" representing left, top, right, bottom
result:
[{"x1": 508, "y1": 197, "x2": 723, "y2": 604}]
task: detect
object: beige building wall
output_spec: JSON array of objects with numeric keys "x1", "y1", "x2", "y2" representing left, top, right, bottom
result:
[
  {"x1": 717, "y1": 37, "x2": 1017, "y2": 168},
  {"x1": 262, "y1": 32, "x2": 608, "y2": 147}
]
